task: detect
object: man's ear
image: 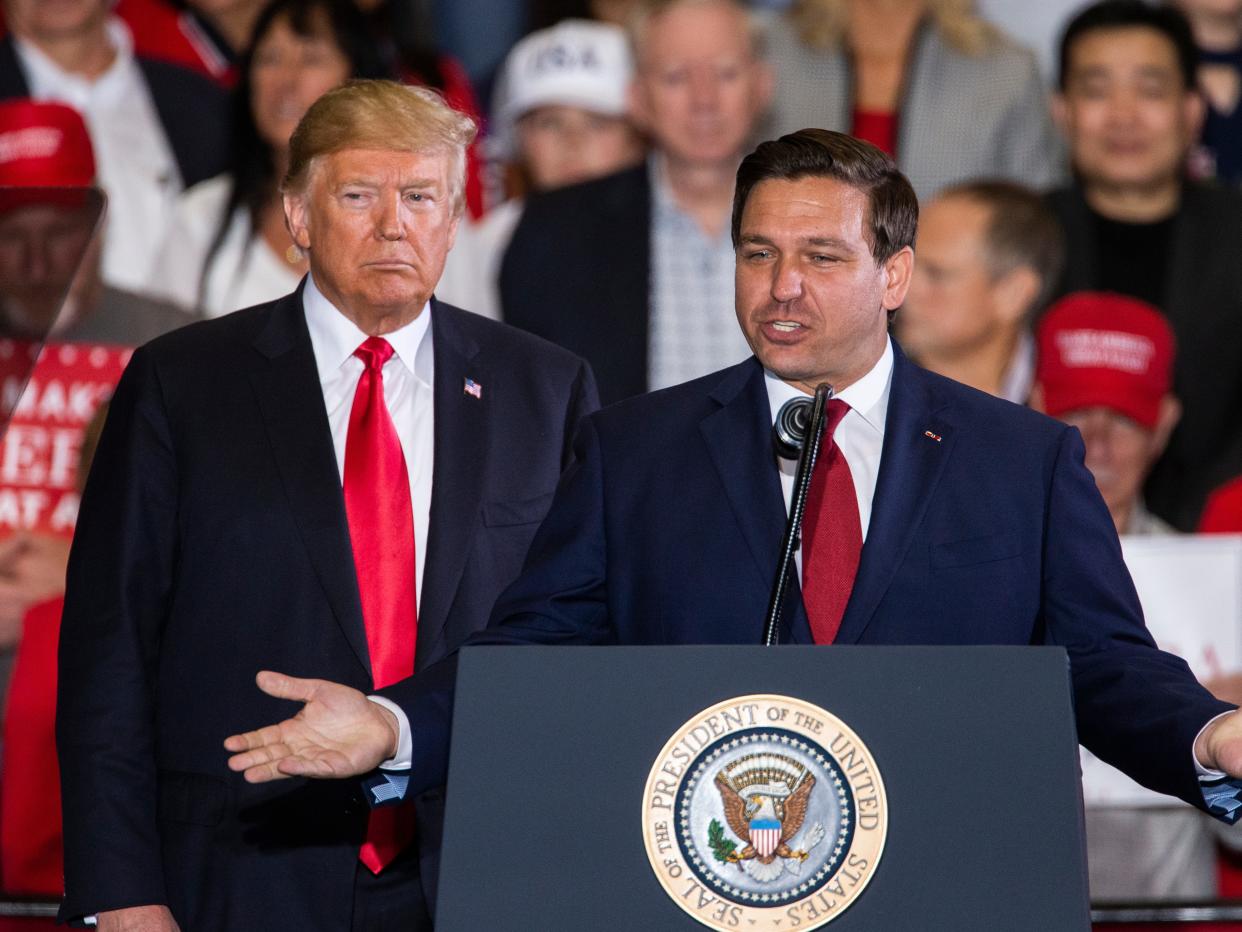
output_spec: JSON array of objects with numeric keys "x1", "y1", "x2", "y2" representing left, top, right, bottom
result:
[
  {"x1": 1150, "y1": 394, "x2": 1182, "y2": 460},
  {"x1": 1184, "y1": 90, "x2": 1207, "y2": 144},
  {"x1": 284, "y1": 190, "x2": 311, "y2": 251},
  {"x1": 881, "y1": 246, "x2": 914, "y2": 310},
  {"x1": 446, "y1": 213, "x2": 461, "y2": 254},
  {"x1": 1051, "y1": 93, "x2": 1070, "y2": 140},
  {"x1": 626, "y1": 78, "x2": 650, "y2": 135},
  {"x1": 992, "y1": 266, "x2": 1041, "y2": 327}
]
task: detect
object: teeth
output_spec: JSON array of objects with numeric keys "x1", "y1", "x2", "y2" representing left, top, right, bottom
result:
[{"x1": 772, "y1": 322, "x2": 800, "y2": 332}]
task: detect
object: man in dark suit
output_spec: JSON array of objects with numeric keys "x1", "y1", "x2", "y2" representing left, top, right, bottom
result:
[
  {"x1": 1048, "y1": 0, "x2": 1242, "y2": 530},
  {"x1": 227, "y1": 129, "x2": 1242, "y2": 842},
  {"x1": 500, "y1": 0, "x2": 771, "y2": 405},
  {"x1": 56, "y1": 80, "x2": 596, "y2": 932}
]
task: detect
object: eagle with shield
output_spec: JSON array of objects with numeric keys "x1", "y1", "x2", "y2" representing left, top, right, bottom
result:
[{"x1": 711, "y1": 753, "x2": 827, "y2": 882}]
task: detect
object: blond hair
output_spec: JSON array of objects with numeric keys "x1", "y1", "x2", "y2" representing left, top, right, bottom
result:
[
  {"x1": 283, "y1": 79, "x2": 478, "y2": 215},
  {"x1": 627, "y1": 0, "x2": 763, "y2": 65},
  {"x1": 792, "y1": 0, "x2": 995, "y2": 56}
]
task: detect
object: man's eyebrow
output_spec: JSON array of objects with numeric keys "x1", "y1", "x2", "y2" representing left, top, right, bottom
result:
[
  {"x1": 335, "y1": 177, "x2": 440, "y2": 188},
  {"x1": 737, "y1": 233, "x2": 775, "y2": 247},
  {"x1": 737, "y1": 233, "x2": 856, "y2": 251},
  {"x1": 805, "y1": 236, "x2": 855, "y2": 251}
]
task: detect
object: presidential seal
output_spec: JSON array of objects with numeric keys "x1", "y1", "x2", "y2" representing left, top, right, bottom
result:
[{"x1": 642, "y1": 695, "x2": 887, "y2": 931}]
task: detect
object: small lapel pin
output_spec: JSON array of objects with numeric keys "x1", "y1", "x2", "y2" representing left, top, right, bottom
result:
[
  {"x1": 463, "y1": 377, "x2": 483, "y2": 400},
  {"x1": 923, "y1": 430, "x2": 942, "y2": 443}
]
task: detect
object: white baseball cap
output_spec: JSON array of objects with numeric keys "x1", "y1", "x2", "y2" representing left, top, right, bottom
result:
[{"x1": 490, "y1": 20, "x2": 633, "y2": 158}]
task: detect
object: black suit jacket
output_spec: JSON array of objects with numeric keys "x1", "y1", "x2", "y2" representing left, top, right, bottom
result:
[
  {"x1": 501, "y1": 163, "x2": 651, "y2": 406},
  {"x1": 55, "y1": 290, "x2": 597, "y2": 929},
  {"x1": 1047, "y1": 182, "x2": 1242, "y2": 529},
  {"x1": 0, "y1": 34, "x2": 229, "y2": 188}
]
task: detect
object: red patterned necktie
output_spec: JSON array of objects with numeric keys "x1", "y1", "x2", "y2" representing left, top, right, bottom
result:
[
  {"x1": 801, "y1": 399, "x2": 862, "y2": 645},
  {"x1": 343, "y1": 336, "x2": 417, "y2": 875}
]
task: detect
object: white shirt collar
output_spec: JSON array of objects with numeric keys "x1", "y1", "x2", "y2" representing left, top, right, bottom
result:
[
  {"x1": 301, "y1": 274, "x2": 433, "y2": 388},
  {"x1": 14, "y1": 18, "x2": 136, "y2": 105},
  {"x1": 764, "y1": 338, "x2": 894, "y2": 434}
]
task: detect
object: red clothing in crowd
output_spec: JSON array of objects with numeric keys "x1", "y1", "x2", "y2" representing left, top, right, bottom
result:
[
  {"x1": 1200, "y1": 476, "x2": 1242, "y2": 533},
  {"x1": 114, "y1": 0, "x2": 236, "y2": 87},
  {"x1": 1, "y1": 597, "x2": 64, "y2": 895},
  {"x1": 851, "y1": 108, "x2": 898, "y2": 158}
]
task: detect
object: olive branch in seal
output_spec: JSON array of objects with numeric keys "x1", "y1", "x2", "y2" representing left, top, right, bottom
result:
[{"x1": 707, "y1": 818, "x2": 737, "y2": 863}]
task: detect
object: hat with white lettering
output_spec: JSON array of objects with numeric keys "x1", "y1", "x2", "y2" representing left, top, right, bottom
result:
[
  {"x1": 490, "y1": 19, "x2": 632, "y2": 158},
  {"x1": 0, "y1": 99, "x2": 95, "y2": 187},
  {"x1": 1035, "y1": 291, "x2": 1175, "y2": 428}
]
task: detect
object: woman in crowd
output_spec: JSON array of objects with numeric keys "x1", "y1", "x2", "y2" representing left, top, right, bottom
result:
[
  {"x1": 1174, "y1": 0, "x2": 1242, "y2": 184},
  {"x1": 764, "y1": 0, "x2": 1064, "y2": 200},
  {"x1": 150, "y1": 0, "x2": 388, "y2": 316}
]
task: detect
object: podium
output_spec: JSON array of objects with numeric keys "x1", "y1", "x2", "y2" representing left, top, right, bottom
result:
[{"x1": 435, "y1": 645, "x2": 1090, "y2": 931}]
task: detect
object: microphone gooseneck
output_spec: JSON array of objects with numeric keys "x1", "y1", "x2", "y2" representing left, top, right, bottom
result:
[{"x1": 762, "y1": 383, "x2": 834, "y2": 647}]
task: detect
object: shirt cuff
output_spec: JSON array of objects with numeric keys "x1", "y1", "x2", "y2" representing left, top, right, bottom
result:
[
  {"x1": 366, "y1": 695, "x2": 412, "y2": 771},
  {"x1": 1194, "y1": 710, "x2": 1233, "y2": 780}
]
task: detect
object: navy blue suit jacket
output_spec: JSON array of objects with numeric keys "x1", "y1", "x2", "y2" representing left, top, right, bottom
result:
[
  {"x1": 390, "y1": 345, "x2": 1231, "y2": 812},
  {"x1": 55, "y1": 290, "x2": 597, "y2": 928}
]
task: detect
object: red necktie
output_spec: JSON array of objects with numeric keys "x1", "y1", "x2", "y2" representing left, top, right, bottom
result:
[
  {"x1": 343, "y1": 337, "x2": 417, "y2": 875},
  {"x1": 801, "y1": 399, "x2": 862, "y2": 645}
]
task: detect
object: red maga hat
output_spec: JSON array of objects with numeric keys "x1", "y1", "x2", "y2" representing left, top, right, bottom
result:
[
  {"x1": 1035, "y1": 291, "x2": 1175, "y2": 429},
  {"x1": 0, "y1": 99, "x2": 95, "y2": 188}
]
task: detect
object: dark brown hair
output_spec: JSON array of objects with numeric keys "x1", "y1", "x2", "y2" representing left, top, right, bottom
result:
[{"x1": 731, "y1": 128, "x2": 918, "y2": 264}]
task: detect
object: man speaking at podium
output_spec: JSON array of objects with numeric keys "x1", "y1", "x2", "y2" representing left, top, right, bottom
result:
[{"x1": 226, "y1": 130, "x2": 1242, "y2": 834}]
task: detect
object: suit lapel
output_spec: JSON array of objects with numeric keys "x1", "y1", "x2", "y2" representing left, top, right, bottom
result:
[
  {"x1": 699, "y1": 360, "x2": 814, "y2": 645},
  {"x1": 248, "y1": 290, "x2": 372, "y2": 678},
  {"x1": 834, "y1": 348, "x2": 955, "y2": 644},
  {"x1": 416, "y1": 302, "x2": 488, "y2": 668}
]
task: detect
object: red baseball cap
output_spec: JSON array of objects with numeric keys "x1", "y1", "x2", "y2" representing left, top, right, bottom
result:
[
  {"x1": 0, "y1": 99, "x2": 95, "y2": 187},
  {"x1": 1035, "y1": 291, "x2": 1175, "y2": 429}
]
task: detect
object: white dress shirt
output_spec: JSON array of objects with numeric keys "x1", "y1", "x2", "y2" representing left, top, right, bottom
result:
[
  {"x1": 765, "y1": 338, "x2": 893, "y2": 578},
  {"x1": 303, "y1": 276, "x2": 431, "y2": 771},
  {"x1": 15, "y1": 19, "x2": 182, "y2": 293}
]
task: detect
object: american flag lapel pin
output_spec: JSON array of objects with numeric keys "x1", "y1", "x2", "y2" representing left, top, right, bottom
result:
[
  {"x1": 463, "y1": 377, "x2": 483, "y2": 400},
  {"x1": 923, "y1": 430, "x2": 942, "y2": 443}
]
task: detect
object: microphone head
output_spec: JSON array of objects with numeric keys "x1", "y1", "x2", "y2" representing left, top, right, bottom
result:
[{"x1": 773, "y1": 396, "x2": 812, "y2": 459}]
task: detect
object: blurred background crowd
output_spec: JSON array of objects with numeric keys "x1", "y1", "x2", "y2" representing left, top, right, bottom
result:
[{"x1": 3, "y1": 0, "x2": 1242, "y2": 921}]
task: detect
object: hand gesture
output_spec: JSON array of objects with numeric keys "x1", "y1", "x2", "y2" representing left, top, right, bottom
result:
[
  {"x1": 223, "y1": 671, "x2": 399, "y2": 783},
  {"x1": 1196, "y1": 708, "x2": 1242, "y2": 777}
]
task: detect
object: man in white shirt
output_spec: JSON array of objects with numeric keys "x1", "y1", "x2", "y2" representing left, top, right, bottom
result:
[
  {"x1": 56, "y1": 80, "x2": 597, "y2": 932},
  {"x1": 0, "y1": 0, "x2": 230, "y2": 293},
  {"x1": 227, "y1": 130, "x2": 1242, "y2": 884}
]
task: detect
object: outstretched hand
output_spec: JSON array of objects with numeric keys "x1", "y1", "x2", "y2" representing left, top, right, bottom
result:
[
  {"x1": 224, "y1": 671, "x2": 399, "y2": 783},
  {"x1": 1196, "y1": 708, "x2": 1242, "y2": 777}
]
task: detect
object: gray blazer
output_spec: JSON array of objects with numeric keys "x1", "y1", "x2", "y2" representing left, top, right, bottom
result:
[{"x1": 761, "y1": 14, "x2": 1065, "y2": 201}]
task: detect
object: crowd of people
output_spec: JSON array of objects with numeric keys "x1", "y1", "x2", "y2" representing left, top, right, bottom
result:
[{"x1": 3, "y1": 0, "x2": 1242, "y2": 922}]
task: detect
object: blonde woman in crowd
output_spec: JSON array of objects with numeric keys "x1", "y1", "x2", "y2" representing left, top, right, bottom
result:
[{"x1": 763, "y1": 0, "x2": 1064, "y2": 199}]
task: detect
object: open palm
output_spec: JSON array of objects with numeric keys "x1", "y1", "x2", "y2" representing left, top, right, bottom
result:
[{"x1": 224, "y1": 671, "x2": 398, "y2": 782}]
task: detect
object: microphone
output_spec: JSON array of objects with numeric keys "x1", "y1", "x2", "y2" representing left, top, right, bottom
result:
[
  {"x1": 762, "y1": 384, "x2": 834, "y2": 646},
  {"x1": 773, "y1": 396, "x2": 813, "y2": 459}
]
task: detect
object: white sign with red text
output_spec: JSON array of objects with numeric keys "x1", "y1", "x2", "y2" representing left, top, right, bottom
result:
[
  {"x1": 0, "y1": 341, "x2": 130, "y2": 537},
  {"x1": 1080, "y1": 534, "x2": 1242, "y2": 808}
]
